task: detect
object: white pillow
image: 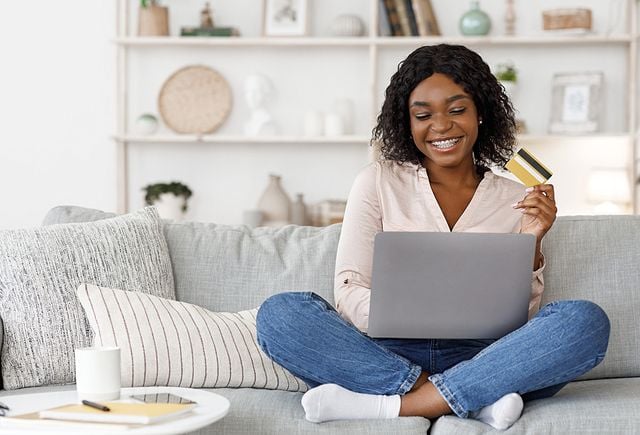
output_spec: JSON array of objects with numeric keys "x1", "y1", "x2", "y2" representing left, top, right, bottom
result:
[
  {"x1": 0, "y1": 207, "x2": 175, "y2": 390},
  {"x1": 76, "y1": 284, "x2": 308, "y2": 392}
]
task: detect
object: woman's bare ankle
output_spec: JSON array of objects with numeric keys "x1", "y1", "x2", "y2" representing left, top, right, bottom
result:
[
  {"x1": 400, "y1": 380, "x2": 452, "y2": 418},
  {"x1": 409, "y1": 371, "x2": 430, "y2": 392}
]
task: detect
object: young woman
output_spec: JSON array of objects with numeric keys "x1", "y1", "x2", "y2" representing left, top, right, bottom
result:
[{"x1": 256, "y1": 44, "x2": 610, "y2": 430}]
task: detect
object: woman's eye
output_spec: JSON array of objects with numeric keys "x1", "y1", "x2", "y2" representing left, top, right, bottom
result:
[
  {"x1": 450, "y1": 107, "x2": 466, "y2": 115},
  {"x1": 415, "y1": 113, "x2": 431, "y2": 120}
]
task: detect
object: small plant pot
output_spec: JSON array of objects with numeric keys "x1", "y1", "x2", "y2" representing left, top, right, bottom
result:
[
  {"x1": 138, "y1": 5, "x2": 169, "y2": 37},
  {"x1": 152, "y1": 193, "x2": 186, "y2": 221}
]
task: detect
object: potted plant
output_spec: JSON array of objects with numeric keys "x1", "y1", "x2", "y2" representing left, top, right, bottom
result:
[
  {"x1": 138, "y1": 0, "x2": 169, "y2": 37},
  {"x1": 143, "y1": 181, "x2": 193, "y2": 221},
  {"x1": 495, "y1": 62, "x2": 518, "y2": 98}
]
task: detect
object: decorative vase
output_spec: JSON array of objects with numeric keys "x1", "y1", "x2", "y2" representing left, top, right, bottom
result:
[
  {"x1": 153, "y1": 193, "x2": 186, "y2": 221},
  {"x1": 304, "y1": 111, "x2": 324, "y2": 136},
  {"x1": 459, "y1": 1, "x2": 491, "y2": 36},
  {"x1": 257, "y1": 174, "x2": 291, "y2": 226},
  {"x1": 291, "y1": 193, "x2": 308, "y2": 225},
  {"x1": 330, "y1": 14, "x2": 366, "y2": 37},
  {"x1": 134, "y1": 113, "x2": 159, "y2": 135},
  {"x1": 138, "y1": 4, "x2": 170, "y2": 36},
  {"x1": 504, "y1": 0, "x2": 516, "y2": 36},
  {"x1": 332, "y1": 98, "x2": 355, "y2": 134},
  {"x1": 324, "y1": 113, "x2": 345, "y2": 136}
]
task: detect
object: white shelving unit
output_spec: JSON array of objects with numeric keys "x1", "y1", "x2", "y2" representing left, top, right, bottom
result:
[{"x1": 115, "y1": 0, "x2": 638, "y2": 218}]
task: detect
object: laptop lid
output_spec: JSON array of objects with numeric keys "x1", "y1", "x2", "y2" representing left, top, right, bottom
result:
[{"x1": 368, "y1": 232, "x2": 536, "y2": 339}]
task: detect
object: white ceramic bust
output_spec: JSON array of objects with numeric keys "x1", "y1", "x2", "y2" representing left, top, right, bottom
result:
[{"x1": 243, "y1": 74, "x2": 279, "y2": 136}]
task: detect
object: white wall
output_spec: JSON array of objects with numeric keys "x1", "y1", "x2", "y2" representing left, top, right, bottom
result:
[{"x1": 0, "y1": 1, "x2": 116, "y2": 229}]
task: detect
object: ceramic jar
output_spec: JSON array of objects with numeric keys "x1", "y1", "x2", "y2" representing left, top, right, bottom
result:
[
  {"x1": 134, "y1": 113, "x2": 159, "y2": 135},
  {"x1": 257, "y1": 174, "x2": 291, "y2": 226},
  {"x1": 459, "y1": 1, "x2": 491, "y2": 36},
  {"x1": 291, "y1": 193, "x2": 308, "y2": 225},
  {"x1": 330, "y1": 14, "x2": 366, "y2": 37}
]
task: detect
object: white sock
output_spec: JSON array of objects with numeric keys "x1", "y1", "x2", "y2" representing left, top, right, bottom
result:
[
  {"x1": 301, "y1": 384, "x2": 401, "y2": 423},
  {"x1": 470, "y1": 392, "x2": 524, "y2": 430}
]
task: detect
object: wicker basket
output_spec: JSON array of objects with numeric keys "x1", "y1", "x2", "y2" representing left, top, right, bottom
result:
[
  {"x1": 158, "y1": 65, "x2": 232, "y2": 134},
  {"x1": 543, "y1": 8, "x2": 592, "y2": 31}
]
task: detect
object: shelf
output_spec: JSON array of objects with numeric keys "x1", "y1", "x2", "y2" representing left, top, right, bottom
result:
[
  {"x1": 114, "y1": 37, "x2": 372, "y2": 47},
  {"x1": 374, "y1": 35, "x2": 634, "y2": 46},
  {"x1": 114, "y1": 34, "x2": 634, "y2": 47},
  {"x1": 114, "y1": 134, "x2": 372, "y2": 144}
]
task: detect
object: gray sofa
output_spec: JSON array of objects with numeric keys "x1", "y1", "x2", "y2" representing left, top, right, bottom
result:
[{"x1": 1, "y1": 205, "x2": 639, "y2": 434}]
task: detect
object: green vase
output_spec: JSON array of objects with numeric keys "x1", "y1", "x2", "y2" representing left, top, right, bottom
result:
[{"x1": 459, "y1": 1, "x2": 491, "y2": 36}]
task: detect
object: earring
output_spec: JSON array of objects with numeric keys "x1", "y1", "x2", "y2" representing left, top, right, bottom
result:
[{"x1": 479, "y1": 119, "x2": 483, "y2": 125}]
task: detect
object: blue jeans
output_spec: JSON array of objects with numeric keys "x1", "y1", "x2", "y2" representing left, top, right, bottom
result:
[{"x1": 256, "y1": 292, "x2": 610, "y2": 418}]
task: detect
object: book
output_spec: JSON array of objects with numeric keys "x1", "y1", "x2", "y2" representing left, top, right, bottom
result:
[
  {"x1": 378, "y1": 0, "x2": 392, "y2": 36},
  {"x1": 180, "y1": 26, "x2": 240, "y2": 37},
  {"x1": 402, "y1": 0, "x2": 419, "y2": 36},
  {"x1": 412, "y1": 0, "x2": 428, "y2": 36},
  {"x1": 413, "y1": 0, "x2": 440, "y2": 36},
  {"x1": 39, "y1": 401, "x2": 196, "y2": 425},
  {"x1": 393, "y1": 0, "x2": 413, "y2": 36},
  {"x1": 382, "y1": 0, "x2": 404, "y2": 36}
]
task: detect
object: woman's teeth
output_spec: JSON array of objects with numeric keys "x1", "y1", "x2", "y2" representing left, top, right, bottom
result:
[{"x1": 431, "y1": 138, "x2": 459, "y2": 149}]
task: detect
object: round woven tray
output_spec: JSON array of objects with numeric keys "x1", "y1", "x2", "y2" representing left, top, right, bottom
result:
[{"x1": 158, "y1": 65, "x2": 232, "y2": 134}]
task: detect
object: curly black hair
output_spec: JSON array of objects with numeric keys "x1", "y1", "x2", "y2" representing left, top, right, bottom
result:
[{"x1": 372, "y1": 44, "x2": 516, "y2": 169}]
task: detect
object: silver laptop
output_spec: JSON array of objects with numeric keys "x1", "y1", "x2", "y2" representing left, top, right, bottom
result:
[{"x1": 367, "y1": 232, "x2": 535, "y2": 339}]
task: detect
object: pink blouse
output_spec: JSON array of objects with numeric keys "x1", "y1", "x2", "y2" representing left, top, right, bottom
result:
[{"x1": 334, "y1": 161, "x2": 545, "y2": 333}]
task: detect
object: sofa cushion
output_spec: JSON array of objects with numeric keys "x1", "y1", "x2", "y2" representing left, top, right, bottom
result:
[
  {"x1": 165, "y1": 222, "x2": 340, "y2": 312},
  {"x1": 43, "y1": 206, "x2": 341, "y2": 312},
  {"x1": 202, "y1": 388, "x2": 431, "y2": 435},
  {"x1": 429, "y1": 377, "x2": 640, "y2": 434},
  {"x1": 541, "y1": 215, "x2": 640, "y2": 380},
  {"x1": 0, "y1": 208, "x2": 175, "y2": 389},
  {"x1": 77, "y1": 284, "x2": 307, "y2": 392}
]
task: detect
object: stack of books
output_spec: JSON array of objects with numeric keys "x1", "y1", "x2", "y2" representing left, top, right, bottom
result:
[
  {"x1": 379, "y1": 0, "x2": 440, "y2": 37},
  {"x1": 180, "y1": 26, "x2": 240, "y2": 37}
]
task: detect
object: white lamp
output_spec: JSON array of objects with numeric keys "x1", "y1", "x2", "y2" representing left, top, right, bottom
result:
[{"x1": 586, "y1": 167, "x2": 632, "y2": 214}]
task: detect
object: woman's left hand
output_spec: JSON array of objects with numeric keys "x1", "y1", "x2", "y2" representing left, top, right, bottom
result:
[{"x1": 513, "y1": 184, "x2": 557, "y2": 243}]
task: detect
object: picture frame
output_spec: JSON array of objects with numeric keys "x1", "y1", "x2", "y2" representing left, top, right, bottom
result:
[
  {"x1": 549, "y1": 72, "x2": 603, "y2": 134},
  {"x1": 263, "y1": 0, "x2": 309, "y2": 36}
]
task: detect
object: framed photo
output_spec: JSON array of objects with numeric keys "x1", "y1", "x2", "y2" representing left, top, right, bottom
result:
[
  {"x1": 549, "y1": 72, "x2": 603, "y2": 134},
  {"x1": 263, "y1": 0, "x2": 309, "y2": 36}
]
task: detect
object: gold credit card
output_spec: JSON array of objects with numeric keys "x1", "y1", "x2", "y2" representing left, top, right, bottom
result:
[{"x1": 505, "y1": 147, "x2": 553, "y2": 187}]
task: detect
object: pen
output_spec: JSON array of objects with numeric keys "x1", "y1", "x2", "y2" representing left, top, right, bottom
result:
[
  {"x1": 0, "y1": 401, "x2": 9, "y2": 416},
  {"x1": 81, "y1": 399, "x2": 111, "y2": 412}
]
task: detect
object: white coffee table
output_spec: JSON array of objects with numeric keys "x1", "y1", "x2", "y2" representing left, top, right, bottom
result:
[{"x1": 0, "y1": 386, "x2": 230, "y2": 435}]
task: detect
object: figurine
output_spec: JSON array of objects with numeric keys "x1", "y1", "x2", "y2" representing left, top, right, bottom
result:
[
  {"x1": 243, "y1": 74, "x2": 279, "y2": 136},
  {"x1": 201, "y1": 2, "x2": 214, "y2": 28}
]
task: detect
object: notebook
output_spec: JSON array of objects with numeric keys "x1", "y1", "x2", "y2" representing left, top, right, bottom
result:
[{"x1": 38, "y1": 401, "x2": 196, "y2": 425}]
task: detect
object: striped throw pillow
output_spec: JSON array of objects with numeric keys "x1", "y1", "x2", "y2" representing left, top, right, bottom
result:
[{"x1": 76, "y1": 284, "x2": 308, "y2": 392}]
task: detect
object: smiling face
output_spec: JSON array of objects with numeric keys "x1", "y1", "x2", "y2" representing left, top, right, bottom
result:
[{"x1": 409, "y1": 73, "x2": 480, "y2": 172}]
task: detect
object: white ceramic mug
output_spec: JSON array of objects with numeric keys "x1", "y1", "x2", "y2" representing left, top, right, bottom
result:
[
  {"x1": 243, "y1": 209, "x2": 264, "y2": 228},
  {"x1": 75, "y1": 347, "x2": 121, "y2": 401}
]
